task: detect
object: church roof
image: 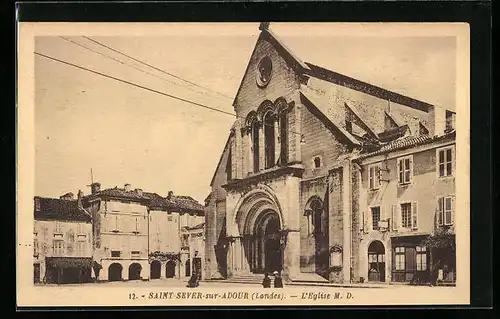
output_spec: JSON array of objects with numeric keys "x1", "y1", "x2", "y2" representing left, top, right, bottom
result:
[
  {"x1": 232, "y1": 26, "x2": 434, "y2": 113},
  {"x1": 299, "y1": 89, "x2": 362, "y2": 146}
]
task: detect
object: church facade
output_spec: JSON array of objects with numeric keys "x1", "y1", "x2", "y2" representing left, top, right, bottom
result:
[{"x1": 204, "y1": 24, "x2": 455, "y2": 284}]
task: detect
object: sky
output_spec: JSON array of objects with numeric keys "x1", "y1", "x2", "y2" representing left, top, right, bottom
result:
[{"x1": 34, "y1": 23, "x2": 457, "y2": 204}]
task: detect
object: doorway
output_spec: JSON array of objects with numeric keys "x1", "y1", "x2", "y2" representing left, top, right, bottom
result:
[
  {"x1": 34, "y1": 264, "x2": 40, "y2": 284},
  {"x1": 250, "y1": 211, "x2": 282, "y2": 274},
  {"x1": 128, "y1": 263, "x2": 142, "y2": 281},
  {"x1": 150, "y1": 260, "x2": 161, "y2": 279},
  {"x1": 166, "y1": 260, "x2": 176, "y2": 278},
  {"x1": 185, "y1": 259, "x2": 191, "y2": 277},
  {"x1": 108, "y1": 263, "x2": 123, "y2": 282},
  {"x1": 368, "y1": 241, "x2": 386, "y2": 282}
]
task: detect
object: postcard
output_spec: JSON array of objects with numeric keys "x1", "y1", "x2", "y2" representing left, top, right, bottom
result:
[{"x1": 16, "y1": 22, "x2": 470, "y2": 307}]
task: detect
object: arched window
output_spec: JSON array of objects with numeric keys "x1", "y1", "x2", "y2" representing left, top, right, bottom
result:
[
  {"x1": 263, "y1": 112, "x2": 276, "y2": 169},
  {"x1": 252, "y1": 120, "x2": 260, "y2": 172},
  {"x1": 279, "y1": 110, "x2": 288, "y2": 165},
  {"x1": 305, "y1": 198, "x2": 326, "y2": 236},
  {"x1": 311, "y1": 200, "x2": 325, "y2": 235}
]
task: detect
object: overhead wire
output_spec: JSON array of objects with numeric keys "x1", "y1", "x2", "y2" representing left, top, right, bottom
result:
[
  {"x1": 82, "y1": 36, "x2": 234, "y2": 101},
  {"x1": 34, "y1": 51, "x2": 305, "y2": 137},
  {"x1": 59, "y1": 36, "x2": 230, "y2": 107}
]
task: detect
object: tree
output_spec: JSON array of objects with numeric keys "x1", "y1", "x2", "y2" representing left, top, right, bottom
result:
[{"x1": 421, "y1": 227, "x2": 456, "y2": 254}]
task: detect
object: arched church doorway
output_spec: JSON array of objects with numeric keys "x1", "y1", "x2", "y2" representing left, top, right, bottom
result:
[
  {"x1": 368, "y1": 241, "x2": 386, "y2": 282},
  {"x1": 249, "y1": 210, "x2": 282, "y2": 274},
  {"x1": 150, "y1": 260, "x2": 161, "y2": 279},
  {"x1": 165, "y1": 260, "x2": 176, "y2": 278},
  {"x1": 108, "y1": 263, "x2": 123, "y2": 282},
  {"x1": 128, "y1": 263, "x2": 142, "y2": 281}
]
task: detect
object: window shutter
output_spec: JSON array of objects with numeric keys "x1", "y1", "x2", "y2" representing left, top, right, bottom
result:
[
  {"x1": 437, "y1": 197, "x2": 444, "y2": 226},
  {"x1": 451, "y1": 196, "x2": 455, "y2": 225},
  {"x1": 376, "y1": 165, "x2": 381, "y2": 187},
  {"x1": 391, "y1": 205, "x2": 398, "y2": 231},
  {"x1": 409, "y1": 156, "x2": 414, "y2": 183},
  {"x1": 412, "y1": 202, "x2": 418, "y2": 230},
  {"x1": 397, "y1": 160, "x2": 401, "y2": 183},
  {"x1": 451, "y1": 146, "x2": 456, "y2": 176}
]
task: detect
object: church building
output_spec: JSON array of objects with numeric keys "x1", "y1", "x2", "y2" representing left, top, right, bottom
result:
[{"x1": 204, "y1": 23, "x2": 454, "y2": 284}]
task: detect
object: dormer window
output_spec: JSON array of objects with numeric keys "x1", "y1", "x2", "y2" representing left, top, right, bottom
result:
[{"x1": 445, "y1": 110, "x2": 455, "y2": 132}]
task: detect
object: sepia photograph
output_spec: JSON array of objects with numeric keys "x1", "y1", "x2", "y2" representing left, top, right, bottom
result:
[{"x1": 16, "y1": 22, "x2": 470, "y2": 307}]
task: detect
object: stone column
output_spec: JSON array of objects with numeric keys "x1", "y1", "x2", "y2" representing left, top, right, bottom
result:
[
  {"x1": 234, "y1": 237, "x2": 242, "y2": 274},
  {"x1": 242, "y1": 235, "x2": 250, "y2": 273},
  {"x1": 259, "y1": 124, "x2": 265, "y2": 171},
  {"x1": 342, "y1": 161, "x2": 352, "y2": 283},
  {"x1": 247, "y1": 131, "x2": 253, "y2": 175},
  {"x1": 227, "y1": 240, "x2": 234, "y2": 277},
  {"x1": 294, "y1": 103, "x2": 302, "y2": 162},
  {"x1": 284, "y1": 231, "x2": 300, "y2": 280},
  {"x1": 274, "y1": 119, "x2": 280, "y2": 165}
]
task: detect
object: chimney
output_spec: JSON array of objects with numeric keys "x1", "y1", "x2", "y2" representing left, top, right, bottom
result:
[
  {"x1": 60, "y1": 192, "x2": 74, "y2": 201},
  {"x1": 445, "y1": 110, "x2": 455, "y2": 133},
  {"x1": 167, "y1": 191, "x2": 174, "y2": 200},
  {"x1": 91, "y1": 182, "x2": 101, "y2": 195},
  {"x1": 135, "y1": 188, "x2": 143, "y2": 196},
  {"x1": 77, "y1": 190, "x2": 84, "y2": 208},
  {"x1": 124, "y1": 183, "x2": 132, "y2": 192}
]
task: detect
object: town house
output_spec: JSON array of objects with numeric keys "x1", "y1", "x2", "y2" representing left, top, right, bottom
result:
[
  {"x1": 144, "y1": 191, "x2": 204, "y2": 280},
  {"x1": 352, "y1": 129, "x2": 456, "y2": 284},
  {"x1": 83, "y1": 183, "x2": 150, "y2": 282},
  {"x1": 34, "y1": 192, "x2": 93, "y2": 284},
  {"x1": 204, "y1": 23, "x2": 454, "y2": 284}
]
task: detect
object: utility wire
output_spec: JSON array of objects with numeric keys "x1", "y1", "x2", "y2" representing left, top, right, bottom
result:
[
  {"x1": 59, "y1": 36, "x2": 229, "y2": 106},
  {"x1": 82, "y1": 36, "x2": 234, "y2": 101},
  {"x1": 34, "y1": 51, "x2": 305, "y2": 137}
]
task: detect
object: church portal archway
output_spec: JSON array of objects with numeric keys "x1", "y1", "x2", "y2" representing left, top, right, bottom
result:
[{"x1": 247, "y1": 210, "x2": 282, "y2": 274}]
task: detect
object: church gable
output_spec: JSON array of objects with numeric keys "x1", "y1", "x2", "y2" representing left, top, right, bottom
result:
[{"x1": 232, "y1": 30, "x2": 308, "y2": 118}]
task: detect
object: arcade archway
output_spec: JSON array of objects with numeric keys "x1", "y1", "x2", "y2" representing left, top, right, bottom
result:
[
  {"x1": 150, "y1": 260, "x2": 161, "y2": 279},
  {"x1": 108, "y1": 263, "x2": 123, "y2": 282},
  {"x1": 166, "y1": 260, "x2": 176, "y2": 278},
  {"x1": 128, "y1": 263, "x2": 142, "y2": 281}
]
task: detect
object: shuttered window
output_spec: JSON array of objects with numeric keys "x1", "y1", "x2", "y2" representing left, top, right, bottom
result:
[
  {"x1": 437, "y1": 196, "x2": 454, "y2": 226},
  {"x1": 397, "y1": 155, "x2": 413, "y2": 185}
]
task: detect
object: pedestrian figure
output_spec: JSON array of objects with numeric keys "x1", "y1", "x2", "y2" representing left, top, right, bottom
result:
[
  {"x1": 187, "y1": 265, "x2": 200, "y2": 288},
  {"x1": 262, "y1": 273, "x2": 271, "y2": 288},
  {"x1": 273, "y1": 271, "x2": 283, "y2": 288}
]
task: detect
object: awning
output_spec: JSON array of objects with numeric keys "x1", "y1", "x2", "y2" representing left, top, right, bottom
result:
[{"x1": 45, "y1": 257, "x2": 93, "y2": 269}]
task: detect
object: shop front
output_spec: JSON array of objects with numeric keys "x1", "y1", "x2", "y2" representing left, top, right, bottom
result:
[
  {"x1": 45, "y1": 257, "x2": 93, "y2": 284},
  {"x1": 390, "y1": 235, "x2": 430, "y2": 284}
]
